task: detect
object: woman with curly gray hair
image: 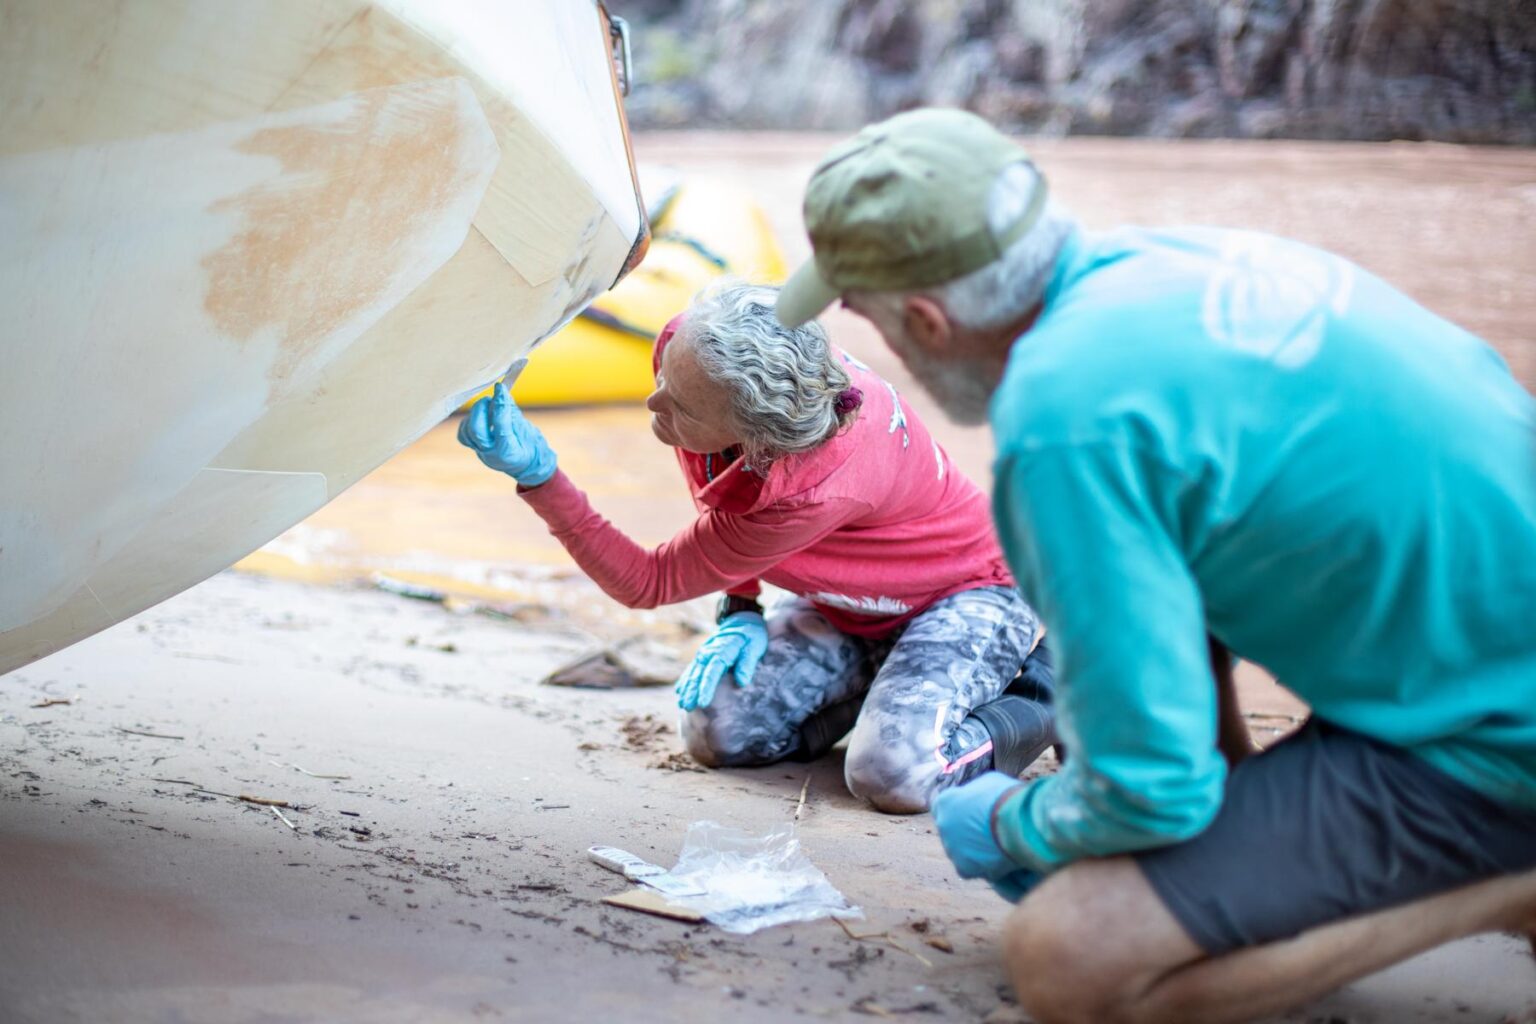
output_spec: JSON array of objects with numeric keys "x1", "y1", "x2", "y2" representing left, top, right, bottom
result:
[{"x1": 459, "y1": 282, "x2": 1055, "y2": 813}]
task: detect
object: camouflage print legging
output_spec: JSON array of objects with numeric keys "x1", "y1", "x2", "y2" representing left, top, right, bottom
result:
[{"x1": 681, "y1": 585, "x2": 1043, "y2": 813}]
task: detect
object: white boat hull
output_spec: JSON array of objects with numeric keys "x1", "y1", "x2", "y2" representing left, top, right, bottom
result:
[{"x1": 0, "y1": 0, "x2": 646, "y2": 674}]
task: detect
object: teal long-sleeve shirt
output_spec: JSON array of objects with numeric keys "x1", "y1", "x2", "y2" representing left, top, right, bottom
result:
[{"x1": 989, "y1": 226, "x2": 1536, "y2": 873}]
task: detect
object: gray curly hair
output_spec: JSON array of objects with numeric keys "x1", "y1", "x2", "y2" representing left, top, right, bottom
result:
[{"x1": 679, "y1": 281, "x2": 854, "y2": 472}]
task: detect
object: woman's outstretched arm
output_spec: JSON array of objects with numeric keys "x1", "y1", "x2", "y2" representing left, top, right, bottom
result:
[{"x1": 519, "y1": 470, "x2": 863, "y2": 608}]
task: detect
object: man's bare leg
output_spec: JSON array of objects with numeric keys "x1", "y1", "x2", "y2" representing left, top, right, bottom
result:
[{"x1": 1003, "y1": 856, "x2": 1536, "y2": 1024}]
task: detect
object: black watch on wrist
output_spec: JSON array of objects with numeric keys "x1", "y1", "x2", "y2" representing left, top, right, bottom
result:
[{"x1": 716, "y1": 593, "x2": 763, "y2": 623}]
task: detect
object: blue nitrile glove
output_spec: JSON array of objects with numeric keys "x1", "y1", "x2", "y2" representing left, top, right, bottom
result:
[
  {"x1": 676, "y1": 611, "x2": 768, "y2": 712},
  {"x1": 457, "y1": 381, "x2": 557, "y2": 487},
  {"x1": 932, "y1": 770, "x2": 1027, "y2": 882}
]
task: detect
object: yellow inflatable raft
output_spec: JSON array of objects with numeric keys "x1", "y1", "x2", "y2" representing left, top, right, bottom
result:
[{"x1": 493, "y1": 174, "x2": 786, "y2": 407}]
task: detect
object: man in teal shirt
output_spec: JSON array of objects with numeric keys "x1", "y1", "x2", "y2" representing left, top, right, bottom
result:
[{"x1": 776, "y1": 108, "x2": 1536, "y2": 1023}]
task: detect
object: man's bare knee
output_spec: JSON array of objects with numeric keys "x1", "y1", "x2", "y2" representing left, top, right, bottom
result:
[
  {"x1": 1002, "y1": 860, "x2": 1202, "y2": 1024},
  {"x1": 1004, "y1": 877, "x2": 1119, "y2": 1024}
]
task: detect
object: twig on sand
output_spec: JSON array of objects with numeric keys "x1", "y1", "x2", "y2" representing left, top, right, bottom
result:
[
  {"x1": 270, "y1": 805, "x2": 299, "y2": 831},
  {"x1": 794, "y1": 774, "x2": 811, "y2": 822},
  {"x1": 31, "y1": 698, "x2": 72, "y2": 709},
  {"x1": 876, "y1": 934, "x2": 932, "y2": 968},
  {"x1": 238, "y1": 794, "x2": 291, "y2": 808},
  {"x1": 269, "y1": 760, "x2": 351, "y2": 780},
  {"x1": 833, "y1": 916, "x2": 885, "y2": 941},
  {"x1": 833, "y1": 915, "x2": 933, "y2": 968},
  {"x1": 116, "y1": 727, "x2": 184, "y2": 740},
  {"x1": 151, "y1": 778, "x2": 293, "y2": 806}
]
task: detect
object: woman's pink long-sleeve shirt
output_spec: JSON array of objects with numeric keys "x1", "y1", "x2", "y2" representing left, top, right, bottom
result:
[{"x1": 519, "y1": 324, "x2": 1013, "y2": 639}]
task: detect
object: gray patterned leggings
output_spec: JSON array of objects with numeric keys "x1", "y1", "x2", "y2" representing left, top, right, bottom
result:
[{"x1": 681, "y1": 586, "x2": 1042, "y2": 814}]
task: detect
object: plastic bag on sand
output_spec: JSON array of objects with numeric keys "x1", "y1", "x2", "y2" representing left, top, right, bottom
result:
[{"x1": 667, "y1": 820, "x2": 861, "y2": 934}]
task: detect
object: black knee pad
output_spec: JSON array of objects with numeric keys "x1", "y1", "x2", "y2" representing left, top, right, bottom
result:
[
  {"x1": 1007, "y1": 639, "x2": 1056, "y2": 705},
  {"x1": 970, "y1": 695, "x2": 1057, "y2": 777}
]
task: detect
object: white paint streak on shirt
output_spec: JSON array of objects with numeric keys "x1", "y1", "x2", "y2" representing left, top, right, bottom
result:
[
  {"x1": 808, "y1": 591, "x2": 913, "y2": 616},
  {"x1": 883, "y1": 381, "x2": 909, "y2": 449}
]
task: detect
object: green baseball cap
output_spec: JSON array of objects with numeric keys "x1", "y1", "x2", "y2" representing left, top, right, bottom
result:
[{"x1": 776, "y1": 107, "x2": 1047, "y2": 328}]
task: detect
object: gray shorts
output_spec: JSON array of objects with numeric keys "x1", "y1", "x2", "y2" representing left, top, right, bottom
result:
[{"x1": 1135, "y1": 720, "x2": 1536, "y2": 955}]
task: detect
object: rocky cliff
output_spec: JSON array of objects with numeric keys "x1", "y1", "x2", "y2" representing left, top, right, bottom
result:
[{"x1": 618, "y1": 0, "x2": 1536, "y2": 143}]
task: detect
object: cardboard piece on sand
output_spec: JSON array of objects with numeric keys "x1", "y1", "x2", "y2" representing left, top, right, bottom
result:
[{"x1": 601, "y1": 888, "x2": 706, "y2": 924}]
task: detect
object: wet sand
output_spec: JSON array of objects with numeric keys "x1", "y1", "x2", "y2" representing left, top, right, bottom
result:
[
  {"x1": 4, "y1": 135, "x2": 1535, "y2": 1021},
  {"x1": 6, "y1": 573, "x2": 1532, "y2": 1023}
]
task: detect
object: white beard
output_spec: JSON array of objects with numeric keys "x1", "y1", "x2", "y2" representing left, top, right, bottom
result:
[{"x1": 901, "y1": 345, "x2": 997, "y2": 426}]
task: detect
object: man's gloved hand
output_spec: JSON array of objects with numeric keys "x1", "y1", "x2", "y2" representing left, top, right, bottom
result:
[
  {"x1": 676, "y1": 611, "x2": 768, "y2": 712},
  {"x1": 458, "y1": 381, "x2": 557, "y2": 487},
  {"x1": 933, "y1": 770, "x2": 1028, "y2": 884}
]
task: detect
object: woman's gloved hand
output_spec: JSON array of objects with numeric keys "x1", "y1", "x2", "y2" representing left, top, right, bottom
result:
[
  {"x1": 676, "y1": 611, "x2": 768, "y2": 712},
  {"x1": 458, "y1": 381, "x2": 557, "y2": 487},
  {"x1": 932, "y1": 771, "x2": 1030, "y2": 892}
]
